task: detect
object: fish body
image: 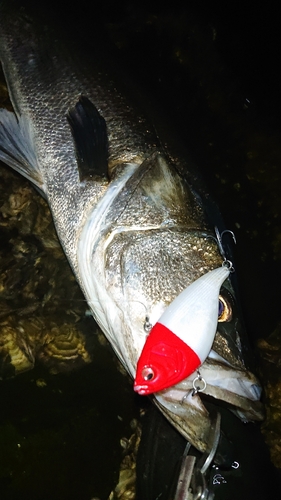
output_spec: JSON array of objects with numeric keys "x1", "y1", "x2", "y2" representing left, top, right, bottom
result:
[
  {"x1": 0, "y1": 2, "x2": 264, "y2": 452},
  {"x1": 134, "y1": 265, "x2": 230, "y2": 395}
]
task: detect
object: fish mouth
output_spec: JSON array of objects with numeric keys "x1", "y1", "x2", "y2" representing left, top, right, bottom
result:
[
  {"x1": 158, "y1": 358, "x2": 263, "y2": 415},
  {"x1": 151, "y1": 355, "x2": 264, "y2": 453}
]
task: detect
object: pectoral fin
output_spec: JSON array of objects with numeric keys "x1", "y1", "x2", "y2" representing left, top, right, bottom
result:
[
  {"x1": 67, "y1": 95, "x2": 109, "y2": 182},
  {"x1": 0, "y1": 108, "x2": 45, "y2": 193}
]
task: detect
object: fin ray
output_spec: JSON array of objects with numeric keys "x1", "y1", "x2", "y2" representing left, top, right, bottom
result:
[{"x1": 0, "y1": 109, "x2": 45, "y2": 192}]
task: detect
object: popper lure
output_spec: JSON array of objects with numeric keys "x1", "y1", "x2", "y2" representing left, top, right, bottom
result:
[{"x1": 134, "y1": 264, "x2": 230, "y2": 395}]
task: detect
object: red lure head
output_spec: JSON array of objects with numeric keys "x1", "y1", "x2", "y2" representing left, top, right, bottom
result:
[{"x1": 134, "y1": 322, "x2": 200, "y2": 395}]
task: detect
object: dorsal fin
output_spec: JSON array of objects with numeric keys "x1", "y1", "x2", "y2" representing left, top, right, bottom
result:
[{"x1": 67, "y1": 96, "x2": 109, "y2": 181}]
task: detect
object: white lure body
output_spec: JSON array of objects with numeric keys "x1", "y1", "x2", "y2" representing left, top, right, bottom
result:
[
  {"x1": 160, "y1": 265, "x2": 230, "y2": 362},
  {"x1": 134, "y1": 265, "x2": 230, "y2": 395}
]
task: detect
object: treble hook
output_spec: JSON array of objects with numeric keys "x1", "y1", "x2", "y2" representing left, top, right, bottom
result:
[
  {"x1": 213, "y1": 227, "x2": 236, "y2": 273},
  {"x1": 214, "y1": 227, "x2": 236, "y2": 260}
]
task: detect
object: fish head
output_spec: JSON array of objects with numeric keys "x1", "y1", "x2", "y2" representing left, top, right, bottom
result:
[
  {"x1": 109, "y1": 236, "x2": 264, "y2": 453},
  {"x1": 78, "y1": 153, "x2": 264, "y2": 452}
]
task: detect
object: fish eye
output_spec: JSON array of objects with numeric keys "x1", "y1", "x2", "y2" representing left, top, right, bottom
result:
[
  {"x1": 218, "y1": 295, "x2": 232, "y2": 322},
  {"x1": 142, "y1": 367, "x2": 155, "y2": 381}
]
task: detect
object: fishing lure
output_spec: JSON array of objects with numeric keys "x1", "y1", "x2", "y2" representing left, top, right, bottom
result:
[{"x1": 134, "y1": 264, "x2": 230, "y2": 395}]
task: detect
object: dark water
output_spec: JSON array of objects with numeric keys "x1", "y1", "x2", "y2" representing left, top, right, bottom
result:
[
  {"x1": 1, "y1": 1, "x2": 281, "y2": 498},
  {"x1": 0, "y1": 350, "x2": 137, "y2": 500}
]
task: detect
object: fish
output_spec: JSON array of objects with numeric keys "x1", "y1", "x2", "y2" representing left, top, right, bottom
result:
[
  {"x1": 0, "y1": 1, "x2": 264, "y2": 454},
  {"x1": 134, "y1": 265, "x2": 230, "y2": 395}
]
